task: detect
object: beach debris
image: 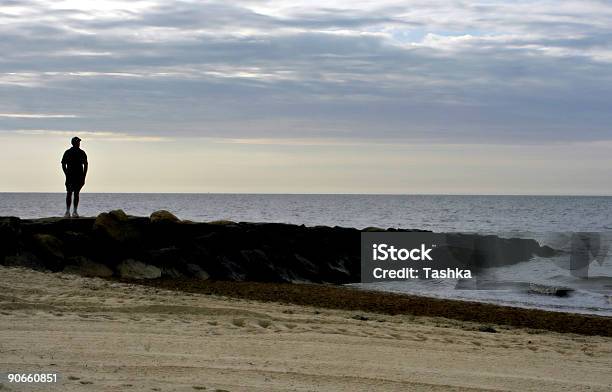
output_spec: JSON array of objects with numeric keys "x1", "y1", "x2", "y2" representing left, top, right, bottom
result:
[{"x1": 351, "y1": 314, "x2": 370, "y2": 321}]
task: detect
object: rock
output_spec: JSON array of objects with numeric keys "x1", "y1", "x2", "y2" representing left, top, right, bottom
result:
[
  {"x1": 536, "y1": 245, "x2": 558, "y2": 258},
  {"x1": 294, "y1": 253, "x2": 319, "y2": 273},
  {"x1": 4, "y1": 252, "x2": 43, "y2": 269},
  {"x1": 93, "y1": 210, "x2": 140, "y2": 243},
  {"x1": 0, "y1": 217, "x2": 21, "y2": 258},
  {"x1": 186, "y1": 264, "x2": 210, "y2": 280},
  {"x1": 150, "y1": 210, "x2": 180, "y2": 223},
  {"x1": 117, "y1": 259, "x2": 161, "y2": 279},
  {"x1": 60, "y1": 230, "x2": 95, "y2": 256},
  {"x1": 528, "y1": 283, "x2": 574, "y2": 297},
  {"x1": 208, "y1": 220, "x2": 237, "y2": 225},
  {"x1": 161, "y1": 267, "x2": 183, "y2": 278},
  {"x1": 147, "y1": 247, "x2": 184, "y2": 267},
  {"x1": 478, "y1": 325, "x2": 498, "y2": 333},
  {"x1": 33, "y1": 233, "x2": 64, "y2": 260},
  {"x1": 63, "y1": 257, "x2": 113, "y2": 278},
  {"x1": 109, "y1": 209, "x2": 129, "y2": 220}
]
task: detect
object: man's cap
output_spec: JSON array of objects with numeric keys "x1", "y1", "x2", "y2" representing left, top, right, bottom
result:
[{"x1": 71, "y1": 136, "x2": 81, "y2": 143}]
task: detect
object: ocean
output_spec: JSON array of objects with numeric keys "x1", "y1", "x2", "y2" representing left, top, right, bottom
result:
[{"x1": 1, "y1": 193, "x2": 611, "y2": 316}]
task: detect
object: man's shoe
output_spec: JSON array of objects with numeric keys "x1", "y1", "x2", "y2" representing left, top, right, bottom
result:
[
  {"x1": 72, "y1": 212, "x2": 79, "y2": 218},
  {"x1": 64, "y1": 211, "x2": 71, "y2": 218}
]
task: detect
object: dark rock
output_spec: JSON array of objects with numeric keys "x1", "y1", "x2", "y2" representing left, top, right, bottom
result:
[
  {"x1": 117, "y1": 259, "x2": 161, "y2": 279},
  {"x1": 32, "y1": 234, "x2": 64, "y2": 260},
  {"x1": 185, "y1": 264, "x2": 210, "y2": 280},
  {"x1": 92, "y1": 211, "x2": 147, "y2": 263},
  {"x1": 478, "y1": 325, "x2": 498, "y2": 333},
  {"x1": 208, "y1": 220, "x2": 237, "y2": 226},
  {"x1": 4, "y1": 251, "x2": 44, "y2": 270},
  {"x1": 63, "y1": 256, "x2": 113, "y2": 278},
  {"x1": 536, "y1": 245, "x2": 559, "y2": 257},
  {"x1": 93, "y1": 210, "x2": 139, "y2": 243},
  {"x1": 0, "y1": 216, "x2": 21, "y2": 260},
  {"x1": 0, "y1": 211, "x2": 560, "y2": 284},
  {"x1": 150, "y1": 210, "x2": 180, "y2": 223},
  {"x1": 528, "y1": 283, "x2": 574, "y2": 297},
  {"x1": 160, "y1": 267, "x2": 183, "y2": 278},
  {"x1": 59, "y1": 231, "x2": 95, "y2": 257}
]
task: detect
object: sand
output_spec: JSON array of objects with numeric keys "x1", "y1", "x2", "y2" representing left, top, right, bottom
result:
[{"x1": 1, "y1": 266, "x2": 611, "y2": 392}]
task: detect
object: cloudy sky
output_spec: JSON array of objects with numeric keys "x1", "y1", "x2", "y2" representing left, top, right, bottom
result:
[{"x1": 1, "y1": 0, "x2": 611, "y2": 194}]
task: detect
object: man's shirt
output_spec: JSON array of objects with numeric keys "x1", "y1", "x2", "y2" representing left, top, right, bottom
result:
[{"x1": 62, "y1": 147, "x2": 87, "y2": 177}]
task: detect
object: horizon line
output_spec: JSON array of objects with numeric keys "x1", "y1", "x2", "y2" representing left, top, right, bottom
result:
[{"x1": 1, "y1": 191, "x2": 611, "y2": 197}]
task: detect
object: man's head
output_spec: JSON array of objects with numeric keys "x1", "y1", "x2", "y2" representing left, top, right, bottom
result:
[{"x1": 71, "y1": 136, "x2": 81, "y2": 148}]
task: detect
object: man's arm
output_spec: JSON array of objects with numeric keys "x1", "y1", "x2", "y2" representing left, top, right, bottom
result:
[
  {"x1": 61, "y1": 151, "x2": 68, "y2": 174},
  {"x1": 82, "y1": 151, "x2": 88, "y2": 182}
]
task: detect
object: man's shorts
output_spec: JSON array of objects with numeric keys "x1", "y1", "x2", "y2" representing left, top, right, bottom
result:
[{"x1": 65, "y1": 175, "x2": 84, "y2": 192}]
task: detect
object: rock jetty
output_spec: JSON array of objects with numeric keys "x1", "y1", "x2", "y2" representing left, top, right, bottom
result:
[{"x1": 0, "y1": 210, "x2": 557, "y2": 283}]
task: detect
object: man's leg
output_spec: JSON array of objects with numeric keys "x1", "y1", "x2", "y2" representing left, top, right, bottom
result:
[
  {"x1": 65, "y1": 191, "x2": 72, "y2": 217},
  {"x1": 73, "y1": 190, "x2": 80, "y2": 217}
]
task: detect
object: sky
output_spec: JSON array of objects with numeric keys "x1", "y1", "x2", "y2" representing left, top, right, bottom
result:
[{"x1": 1, "y1": 0, "x2": 611, "y2": 194}]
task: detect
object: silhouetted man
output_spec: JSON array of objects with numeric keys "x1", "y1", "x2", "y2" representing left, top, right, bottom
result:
[{"x1": 61, "y1": 137, "x2": 88, "y2": 218}]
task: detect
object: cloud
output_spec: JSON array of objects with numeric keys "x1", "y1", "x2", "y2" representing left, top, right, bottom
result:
[
  {"x1": 3, "y1": 129, "x2": 171, "y2": 142},
  {"x1": 0, "y1": 113, "x2": 79, "y2": 118},
  {"x1": 214, "y1": 137, "x2": 397, "y2": 146},
  {"x1": 0, "y1": 0, "x2": 611, "y2": 144}
]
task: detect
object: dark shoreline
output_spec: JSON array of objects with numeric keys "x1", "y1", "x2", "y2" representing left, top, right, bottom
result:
[{"x1": 130, "y1": 278, "x2": 612, "y2": 337}]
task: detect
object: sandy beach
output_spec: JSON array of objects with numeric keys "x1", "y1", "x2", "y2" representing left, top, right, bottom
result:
[{"x1": 1, "y1": 266, "x2": 611, "y2": 392}]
